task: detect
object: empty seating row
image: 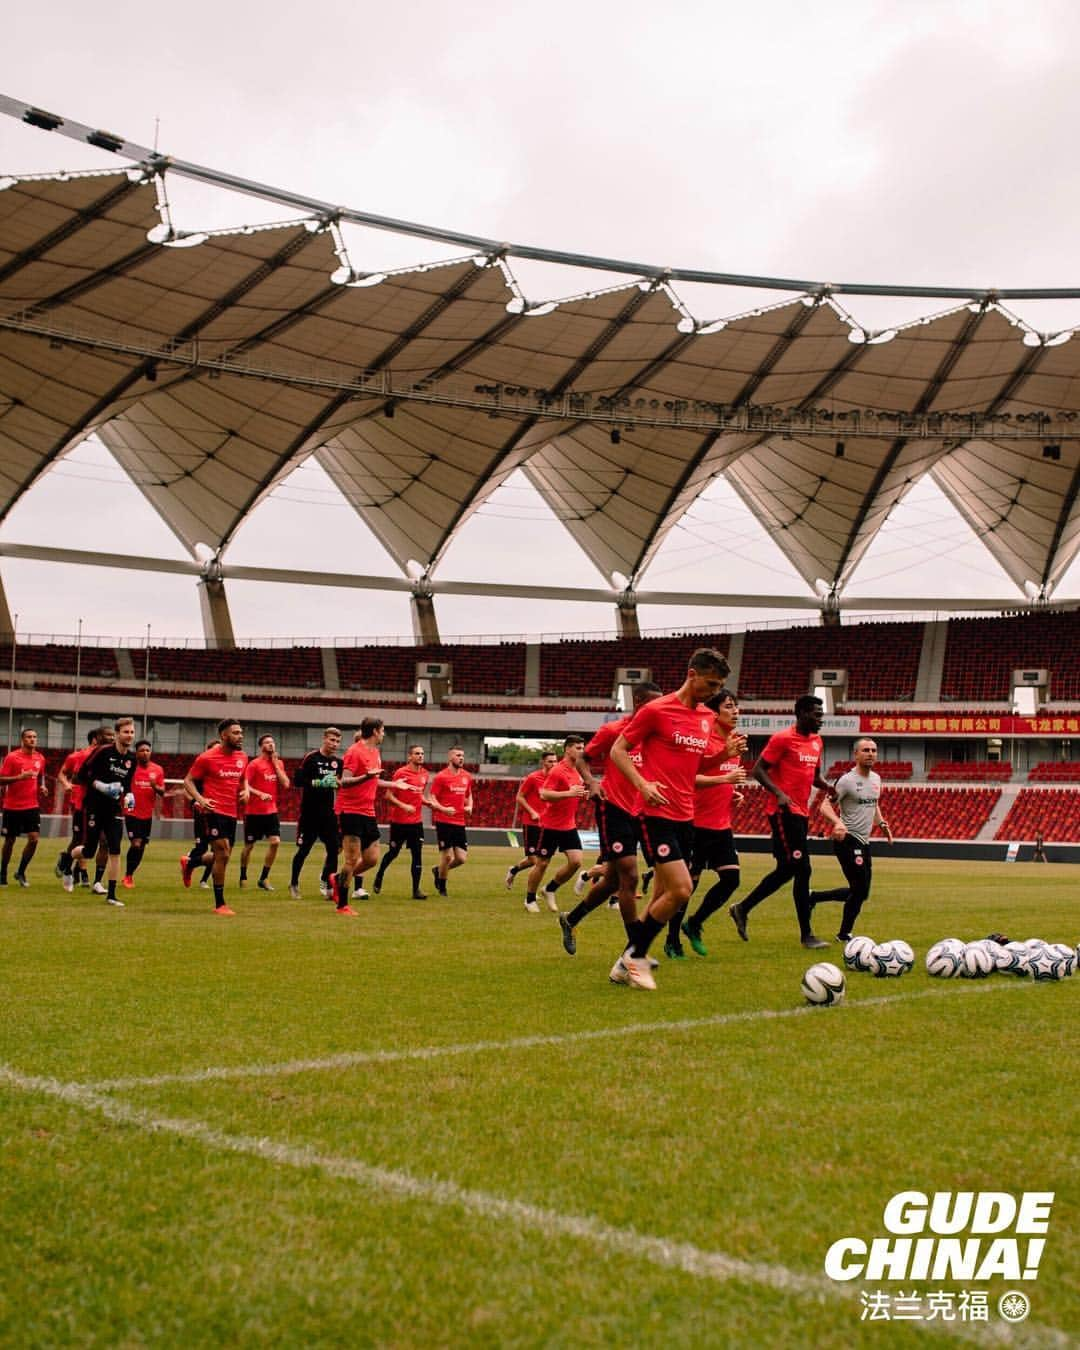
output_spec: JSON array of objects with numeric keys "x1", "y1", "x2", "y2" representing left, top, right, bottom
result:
[
  {"x1": 336, "y1": 643, "x2": 526, "y2": 696},
  {"x1": 738, "y1": 621, "x2": 921, "y2": 701},
  {"x1": 825, "y1": 760, "x2": 913, "y2": 780},
  {"x1": 940, "y1": 611, "x2": 1080, "y2": 702},
  {"x1": 995, "y1": 788, "x2": 1080, "y2": 843},
  {"x1": 928, "y1": 761, "x2": 1013, "y2": 782},
  {"x1": 1027, "y1": 762, "x2": 1080, "y2": 782},
  {"x1": 0, "y1": 644, "x2": 118, "y2": 678},
  {"x1": 537, "y1": 634, "x2": 729, "y2": 698}
]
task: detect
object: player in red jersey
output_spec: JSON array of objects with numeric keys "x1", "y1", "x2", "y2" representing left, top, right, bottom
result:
[
  {"x1": 334, "y1": 719, "x2": 410, "y2": 914},
  {"x1": 504, "y1": 750, "x2": 558, "y2": 891},
  {"x1": 729, "y1": 694, "x2": 834, "y2": 949},
  {"x1": 239, "y1": 734, "x2": 289, "y2": 891},
  {"x1": 0, "y1": 727, "x2": 48, "y2": 887},
  {"x1": 181, "y1": 719, "x2": 249, "y2": 915},
  {"x1": 606, "y1": 648, "x2": 730, "y2": 989},
  {"x1": 121, "y1": 740, "x2": 166, "y2": 888},
  {"x1": 523, "y1": 736, "x2": 588, "y2": 913},
  {"x1": 372, "y1": 743, "x2": 430, "y2": 899},
  {"x1": 56, "y1": 727, "x2": 110, "y2": 889},
  {"x1": 555, "y1": 683, "x2": 663, "y2": 957},
  {"x1": 677, "y1": 689, "x2": 748, "y2": 958},
  {"x1": 424, "y1": 746, "x2": 473, "y2": 896}
]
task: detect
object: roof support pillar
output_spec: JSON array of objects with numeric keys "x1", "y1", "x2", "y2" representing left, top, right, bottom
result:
[
  {"x1": 198, "y1": 568, "x2": 236, "y2": 650},
  {"x1": 0, "y1": 569, "x2": 14, "y2": 642},
  {"x1": 410, "y1": 586, "x2": 441, "y2": 645},
  {"x1": 615, "y1": 591, "x2": 640, "y2": 638}
]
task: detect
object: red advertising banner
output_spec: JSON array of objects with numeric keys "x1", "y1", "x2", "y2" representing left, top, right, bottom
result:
[{"x1": 859, "y1": 713, "x2": 1080, "y2": 737}]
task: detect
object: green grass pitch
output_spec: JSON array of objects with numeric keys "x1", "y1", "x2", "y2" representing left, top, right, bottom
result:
[{"x1": 1, "y1": 847, "x2": 1076, "y2": 1347}]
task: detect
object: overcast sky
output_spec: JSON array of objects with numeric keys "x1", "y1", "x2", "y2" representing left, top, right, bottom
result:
[{"x1": 3, "y1": 0, "x2": 1080, "y2": 644}]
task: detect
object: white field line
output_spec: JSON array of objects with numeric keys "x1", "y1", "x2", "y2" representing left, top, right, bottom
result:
[
  {"x1": 89, "y1": 980, "x2": 1033, "y2": 1093},
  {"x1": 0, "y1": 1063, "x2": 1068, "y2": 1348}
]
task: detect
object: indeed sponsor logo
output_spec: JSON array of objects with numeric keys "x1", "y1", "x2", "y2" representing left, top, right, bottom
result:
[{"x1": 673, "y1": 732, "x2": 709, "y2": 750}]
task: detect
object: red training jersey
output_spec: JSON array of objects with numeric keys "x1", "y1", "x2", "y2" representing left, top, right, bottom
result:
[
  {"x1": 126, "y1": 761, "x2": 164, "y2": 820},
  {"x1": 759, "y1": 725, "x2": 823, "y2": 816},
  {"x1": 244, "y1": 755, "x2": 283, "y2": 816},
  {"x1": 620, "y1": 693, "x2": 713, "y2": 822},
  {"x1": 1, "y1": 748, "x2": 45, "y2": 811},
  {"x1": 539, "y1": 760, "x2": 583, "y2": 831},
  {"x1": 518, "y1": 768, "x2": 547, "y2": 820},
  {"x1": 429, "y1": 767, "x2": 472, "y2": 825},
  {"x1": 188, "y1": 745, "x2": 248, "y2": 819},
  {"x1": 62, "y1": 747, "x2": 91, "y2": 810},
  {"x1": 585, "y1": 715, "x2": 644, "y2": 817},
  {"x1": 387, "y1": 765, "x2": 428, "y2": 825},
  {"x1": 337, "y1": 741, "x2": 381, "y2": 815},
  {"x1": 694, "y1": 729, "x2": 740, "y2": 832}
]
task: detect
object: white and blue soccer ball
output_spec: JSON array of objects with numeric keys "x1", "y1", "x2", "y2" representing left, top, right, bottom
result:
[
  {"x1": 869, "y1": 942, "x2": 907, "y2": 977},
  {"x1": 1025, "y1": 938, "x2": 1049, "y2": 952},
  {"x1": 887, "y1": 939, "x2": 915, "y2": 973},
  {"x1": 843, "y1": 936, "x2": 876, "y2": 973},
  {"x1": 1000, "y1": 942, "x2": 1032, "y2": 976},
  {"x1": 926, "y1": 942, "x2": 962, "y2": 977},
  {"x1": 1048, "y1": 943, "x2": 1076, "y2": 977},
  {"x1": 959, "y1": 943, "x2": 995, "y2": 978},
  {"x1": 1027, "y1": 946, "x2": 1064, "y2": 981},
  {"x1": 981, "y1": 939, "x2": 1008, "y2": 969},
  {"x1": 801, "y1": 961, "x2": 846, "y2": 1006}
]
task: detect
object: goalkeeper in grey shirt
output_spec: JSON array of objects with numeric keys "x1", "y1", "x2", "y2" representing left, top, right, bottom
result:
[{"x1": 810, "y1": 738, "x2": 893, "y2": 942}]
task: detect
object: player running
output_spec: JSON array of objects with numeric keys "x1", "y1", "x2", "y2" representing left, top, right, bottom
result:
[
  {"x1": 239, "y1": 734, "x2": 289, "y2": 890},
  {"x1": 606, "y1": 649, "x2": 730, "y2": 988},
  {"x1": 334, "y1": 719, "x2": 408, "y2": 915},
  {"x1": 57, "y1": 727, "x2": 110, "y2": 889},
  {"x1": 180, "y1": 719, "x2": 249, "y2": 915},
  {"x1": 425, "y1": 747, "x2": 472, "y2": 896},
  {"x1": 121, "y1": 739, "x2": 166, "y2": 889},
  {"x1": 0, "y1": 726, "x2": 48, "y2": 887},
  {"x1": 728, "y1": 694, "x2": 834, "y2": 949},
  {"x1": 523, "y1": 736, "x2": 588, "y2": 913},
  {"x1": 67, "y1": 717, "x2": 137, "y2": 906},
  {"x1": 505, "y1": 750, "x2": 557, "y2": 891},
  {"x1": 372, "y1": 743, "x2": 430, "y2": 899},
  {"x1": 289, "y1": 728, "x2": 344, "y2": 900},
  {"x1": 809, "y1": 738, "x2": 893, "y2": 942}
]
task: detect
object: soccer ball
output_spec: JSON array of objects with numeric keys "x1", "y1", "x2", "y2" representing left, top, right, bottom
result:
[
  {"x1": 925, "y1": 942, "x2": 962, "y2": 977},
  {"x1": 887, "y1": 939, "x2": 915, "y2": 973},
  {"x1": 1048, "y1": 943, "x2": 1076, "y2": 976},
  {"x1": 1028, "y1": 947, "x2": 1064, "y2": 981},
  {"x1": 801, "y1": 962, "x2": 846, "y2": 1006},
  {"x1": 869, "y1": 942, "x2": 906, "y2": 978},
  {"x1": 999, "y1": 942, "x2": 1031, "y2": 976},
  {"x1": 981, "y1": 939, "x2": 1008, "y2": 969},
  {"x1": 959, "y1": 943, "x2": 995, "y2": 978},
  {"x1": 843, "y1": 936, "x2": 875, "y2": 972},
  {"x1": 1025, "y1": 938, "x2": 1049, "y2": 951}
]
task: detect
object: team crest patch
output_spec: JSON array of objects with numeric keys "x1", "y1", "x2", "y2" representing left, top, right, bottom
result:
[
  {"x1": 658, "y1": 843, "x2": 671, "y2": 858},
  {"x1": 855, "y1": 855, "x2": 864, "y2": 866},
  {"x1": 792, "y1": 849, "x2": 803, "y2": 860},
  {"x1": 612, "y1": 841, "x2": 624, "y2": 853},
  {"x1": 701, "y1": 718, "x2": 710, "y2": 734}
]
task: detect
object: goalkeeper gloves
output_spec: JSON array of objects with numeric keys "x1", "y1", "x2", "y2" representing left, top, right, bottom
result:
[
  {"x1": 316, "y1": 774, "x2": 340, "y2": 790},
  {"x1": 94, "y1": 780, "x2": 123, "y2": 799},
  {"x1": 123, "y1": 793, "x2": 136, "y2": 813}
]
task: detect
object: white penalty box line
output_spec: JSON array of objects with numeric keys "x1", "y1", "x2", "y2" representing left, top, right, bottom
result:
[
  {"x1": 0, "y1": 1056, "x2": 1067, "y2": 1348},
  {"x1": 87, "y1": 980, "x2": 1035, "y2": 1093}
]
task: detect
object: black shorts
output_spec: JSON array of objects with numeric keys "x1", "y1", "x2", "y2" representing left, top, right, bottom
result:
[
  {"x1": 125, "y1": 816, "x2": 153, "y2": 844},
  {"x1": 389, "y1": 822, "x2": 424, "y2": 848},
  {"x1": 536, "y1": 827, "x2": 582, "y2": 859},
  {"x1": 834, "y1": 834, "x2": 872, "y2": 889},
  {"x1": 770, "y1": 808, "x2": 810, "y2": 867},
  {"x1": 435, "y1": 822, "x2": 468, "y2": 852},
  {"x1": 69, "y1": 806, "x2": 85, "y2": 842},
  {"x1": 82, "y1": 808, "x2": 124, "y2": 857},
  {"x1": 639, "y1": 816, "x2": 695, "y2": 867},
  {"x1": 296, "y1": 813, "x2": 339, "y2": 851},
  {"x1": 244, "y1": 813, "x2": 281, "y2": 843},
  {"x1": 2, "y1": 808, "x2": 41, "y2": 837},
  {"x1": 339, "y1": 813, "x2": 380, "y2": 848},
  {"x1": 596, "y1": 799, "x2": 641, "y2": 864},
  {"x1": 692, "y1": 826, "x2": 738, "y2": 873},
  {"x1": 522, "y1": 823, "x2": 542, "y2": 855},
  {"x1": 202, "y1": 812, "x2": 238, "y2": 846}
]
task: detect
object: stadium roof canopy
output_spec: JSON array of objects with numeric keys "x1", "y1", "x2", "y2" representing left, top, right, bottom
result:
[{"x1": 3, "y1": 95, "x2": 1080, "y2": 617}]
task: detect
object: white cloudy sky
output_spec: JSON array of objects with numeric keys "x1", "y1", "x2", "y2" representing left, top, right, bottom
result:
[{"x1": 3, "y1": 0, "x2": 1080, "y2": 643}]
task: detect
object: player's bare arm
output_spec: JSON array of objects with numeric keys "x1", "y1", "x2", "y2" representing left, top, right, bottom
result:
[
  {"x1": 610, "y1": 734, "x2": 668, "y2": 807},
  {"x1": 753, "y1": 758, "x2": 790, "y2": 809}
]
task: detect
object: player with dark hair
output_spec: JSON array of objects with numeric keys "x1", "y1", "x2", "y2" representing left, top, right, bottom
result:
[
  {"x1": 606, "y1": 648, "x2": 731, "y2": 988},
  {"x1": 0, "y1": 726, "x2": 48, "y2": 887},
  {"x1": 523, "y1": 736, "x2": 588, "y2": 913},
  {"x1": 180, "y1": 718, "x2": 248, "y2": 914},
  {"x1": 809, "y1": 738, "x2": 892, "y2": 942},
  {"x1": 556, "y1": 682, "x2": 663, "y2": 956},
  {"x1": 121, "y1": 739, "x2": 166, "y2": 888},
  {"x1": 289, "y1": 727, "x2": 344, "y2": 900},
  {"x1": 57, "y1": 727, "x2": 109, "y2": 889},
  {"x1": 373, "y1": 743, "x2": 430, "y2": 899},
  {"x1": 425, "y1": 747, "x2": 472, "y2": 896},
  {"x1": 240, "y1": 733, "x2": 289, "y2": 890},
  {"x1": 729, "y1": 694, "x2": 834, "y2": 949},
  {"x1": 334, "y1": 718, "x2": 410, "y2": 914},
  {"x1": 678, "y1": 689, "x2": 748, "y2": 957},
  {"x1": 505, "y1": 750, "x2": 558, "y2": 890},
  {"x1": 67, "y1": 717, "x2": 137, "y2": 906}
]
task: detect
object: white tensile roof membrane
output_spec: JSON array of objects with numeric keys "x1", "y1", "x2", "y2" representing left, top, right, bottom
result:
[{"x1": 2, "y1": 167, "x2": 1079, "y2": 596}]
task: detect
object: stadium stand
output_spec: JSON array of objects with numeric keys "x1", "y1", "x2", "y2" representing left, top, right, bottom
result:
[
  {"x1": 825, "y1": 760, "x2": 913, "y2": 781},
  {"x1": 995, "y1": 788, "x2": 1080, "y2": 843},
  {"x1": 927, "y1": 761, "x2": 1013, "y2": 783},
  {"x1": 1, "y1": 643, "x2": 119, "y2": 678},
  {"x1": 738, "y1": 621, "x2": 921, "y2": 701},
  {"x1": 537, "y1": 635, "x2": 728, "y2": 699},
  {"x1": 1027, "y1": 762, "x2": 1080, "y2": 782},
  {"x1": 120, "y1": 646, "x2": 324, "y2": 688},
  {"x1": 336, "y1": 643, "x2": 526, "y2": 696},
  {"x1": 940, "y1": 611, "x2": 1080, "y2": 702}
]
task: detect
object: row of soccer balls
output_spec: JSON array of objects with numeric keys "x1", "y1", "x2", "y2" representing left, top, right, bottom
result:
[{"x1": 801, "y1": 936, "x2": 1079, "y2": 1005}]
